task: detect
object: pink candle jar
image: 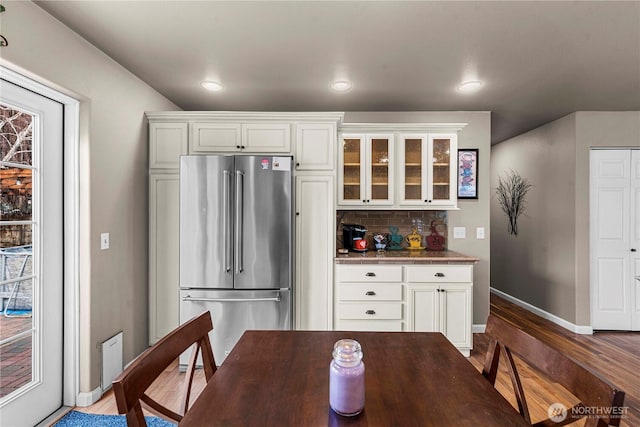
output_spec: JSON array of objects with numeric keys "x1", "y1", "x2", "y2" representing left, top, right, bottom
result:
[{"x1": 329, "y1": 339, "x2": 365, "y2": 416}]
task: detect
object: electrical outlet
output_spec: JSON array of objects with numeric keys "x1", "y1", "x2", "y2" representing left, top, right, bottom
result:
[
  {"x1": 101, "y1": 233, "x2": 110, "y2": 250},
  {"x1": 476, "y1": 227, "x2": 485, "y2": 239},
  {"x1": 453, "y1": 227, "x2": 466, "y2": 239}
]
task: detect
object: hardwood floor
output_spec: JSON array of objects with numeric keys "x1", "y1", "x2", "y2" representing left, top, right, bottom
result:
[{"x1": 72, "y1": 294, "x2": 639, "y2": 426}]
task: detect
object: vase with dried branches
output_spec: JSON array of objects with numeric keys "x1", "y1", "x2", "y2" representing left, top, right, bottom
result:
[{"x1": 496, "y1": 170, "x2": 533, "y2": 236}]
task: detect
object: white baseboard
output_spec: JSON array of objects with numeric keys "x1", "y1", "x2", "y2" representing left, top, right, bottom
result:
[
  {"x1": 76, "y1": 386, "x2": 102, "y2": 407},
  {"x1": 490, "y1": 287, "x2": 593, "y2": 335},
  {"x1": 473, "y1": 324, "x2": 486, "y2": 333}
]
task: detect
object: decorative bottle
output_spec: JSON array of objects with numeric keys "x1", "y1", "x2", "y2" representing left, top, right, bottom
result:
[{"x1": 329, "y1": 339, "x2": 365, "y2": 416}]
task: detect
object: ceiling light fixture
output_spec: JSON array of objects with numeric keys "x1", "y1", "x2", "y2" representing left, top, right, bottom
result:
[
  {"x1": 456, "y1": 80, "x2": 483, "y2": 94},
  {"x1": 331, "y1": 80, "x2": 352, "y2": 92},
  {"x1": 201, "y1": 81, "x2": 224, "y2": 92}
]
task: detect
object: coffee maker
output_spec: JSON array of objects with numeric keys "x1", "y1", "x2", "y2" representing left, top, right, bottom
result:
[{"x1": 342, "y1": 224, "x2": 367, "y2": 251}]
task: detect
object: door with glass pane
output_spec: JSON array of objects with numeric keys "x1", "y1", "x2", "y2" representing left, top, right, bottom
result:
[
  {"x1": 339, "y1": 135, "x2": 365, "y2": 205},
  {"x1": 0, "y1": 79, "x2": 64, "y2": 425},
  {"x1": 428, "y1": 135, "x2": 456, "y2": 206},
  {"x1": 366, "y1": 135, "x2": 393, "y2": 206},
  {"x1": 398, "y1": 134, "x2": 428, "y2": 205},
  {"x1": 338, "y1": 133, "x2": 393, "y2": 206}
]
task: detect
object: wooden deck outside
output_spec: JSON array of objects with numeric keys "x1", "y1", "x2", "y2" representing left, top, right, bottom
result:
[{"x1": 0, "y1": 315, "x2": 32, "y2": 398}]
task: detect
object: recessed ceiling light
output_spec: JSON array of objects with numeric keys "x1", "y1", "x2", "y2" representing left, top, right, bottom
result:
[
  {"x1": 331, "y1": 80, "x2": 352, "y2": 92},
  {"x1": 456, "y1": 80, "x2": 483, "y2": 93},
  {"x1": 201, "y1": 81, "x2": 224, "y2": 92}
]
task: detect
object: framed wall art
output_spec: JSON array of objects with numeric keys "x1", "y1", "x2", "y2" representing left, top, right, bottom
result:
[{"x1": 457, "y1": 149, "x2": 478, "y2": 199}]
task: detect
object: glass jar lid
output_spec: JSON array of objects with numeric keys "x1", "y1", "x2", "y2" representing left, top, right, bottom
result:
[{"x1": 332, "y1": 339, "x2": 363, "y2": 367}]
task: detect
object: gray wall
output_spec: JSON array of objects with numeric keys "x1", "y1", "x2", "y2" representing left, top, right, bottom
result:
[
  {"x1": 491, "y1": 111, "x2": 640, "y2": 326},
  {"x1": 344, "y1": 112, "x2": 492, "y2": 325},
  {"x1": 2, "y1": 2, "x2": 179, "y2": 392}
]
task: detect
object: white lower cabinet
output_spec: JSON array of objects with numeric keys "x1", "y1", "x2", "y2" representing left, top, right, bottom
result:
[
  {"x1": 335, "y1": 265, "x2": 404, "y2": 332},
  {"x1": 406, "y1": 265, "x2": 473, "y2": 356},
  {"x1": 335, "y1": 263, "x2": 473, "y2": 355},
  {"x1": 295, "y1": 174, "x2": 334, "y2": 330},
  {"x1": 149, "y1": 173, "x2": 180, "y2": 344}
]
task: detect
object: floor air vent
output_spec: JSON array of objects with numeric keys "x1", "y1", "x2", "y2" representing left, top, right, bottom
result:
[{"x1": 101, "y1": 331, "x2": 123, "y2": 391}]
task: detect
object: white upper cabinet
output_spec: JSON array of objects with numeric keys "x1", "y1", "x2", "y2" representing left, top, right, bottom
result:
[
  {"x1": 338, "y1": 133, "x2": 394, "y2": 206},
  {"x1": 397, "y1": 133, "x2": 458, "y2": 208},
  {"x1": 294, "y1": 123, "x2": 336, "y2": 170},
  {"x1": 149, "y1": 122, "x2": 188, "y2": 169},
  {"x1": 338, "y1": 123, "x2": 465, "y2": 209},
  {"x1": 192, "y1": 122, "x2": 290, "y2": 153}
]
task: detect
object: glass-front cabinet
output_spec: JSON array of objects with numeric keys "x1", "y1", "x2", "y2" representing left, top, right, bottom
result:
[
  {"x1": 397, "y1": 133, "x2": 457, "y2": 208},
  {"x1": 338, "y1": 134, "x2": 394, "y2": 206}
]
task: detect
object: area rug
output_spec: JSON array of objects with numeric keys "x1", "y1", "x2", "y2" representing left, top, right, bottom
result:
[{"x1": 54, "y1": 410, "x2": 176, "y2": 426}]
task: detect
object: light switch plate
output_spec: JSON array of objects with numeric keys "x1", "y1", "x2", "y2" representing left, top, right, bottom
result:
[
  {"x1": 476, "y1": 227, "x2": 485, "y2": 239},
  {"x1": 453, "y1": 227, "x2": 466, "y2": 239},
  {"x1": 101, "y1": 233, "x2": 110, "y2": 250}
]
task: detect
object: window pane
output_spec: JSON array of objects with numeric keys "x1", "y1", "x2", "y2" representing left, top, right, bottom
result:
[
  {"x1": 0, "y1": 332, "x2": 33, "y2": 398},
  {"x1": 1, "y1": 168, "x2": 33, "y2": 220},
  {"x1": 0, "y1": 105, "x2": 33, "y2": 166}
]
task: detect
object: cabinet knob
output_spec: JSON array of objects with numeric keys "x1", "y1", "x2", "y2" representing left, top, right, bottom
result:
[
  {"x1": 435, "y1": 272, "x2": 445, "y2": 277},
  {"x1": 632, "y1": 248, "x2": 637, "y2": 252},
  {"x1": 365, "y1": 291, "x2": 376, "y2": 296},
  {"x1": 296, "y1": 162, "x2": 300, "y2": 167},
  {"x1": 365, "y1": 272, "x2": 376, "y2": 277},
  {"x1": 241, "y1": 146, "x2": 246, "y2": 149},
  {"x1": 296, "y1": 212, "x2": 300, "y2": 216},
  {"x1": 365, "y1": 310, "x2": 376, "y2": 315},
  {"x1": 236, "y1": 145, "x2": 241, "y2": 149}
]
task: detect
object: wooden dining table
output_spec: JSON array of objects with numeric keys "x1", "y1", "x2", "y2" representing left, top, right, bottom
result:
[{"x1": 179, "y1": 330, "x2": 529, "y2": 426}]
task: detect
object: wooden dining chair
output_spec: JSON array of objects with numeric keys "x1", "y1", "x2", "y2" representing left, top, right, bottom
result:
[
  {"x1": 112, "y1": 311, "x2": 217, "y2": 426},
  {"x1": 482, "y1": 314, "x2": 625, "y2": 427}
]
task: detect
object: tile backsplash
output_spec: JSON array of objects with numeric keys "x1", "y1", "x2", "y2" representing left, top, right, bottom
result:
[{"x1": 336, "y1": 210, "x2": 448, "y2": 250}]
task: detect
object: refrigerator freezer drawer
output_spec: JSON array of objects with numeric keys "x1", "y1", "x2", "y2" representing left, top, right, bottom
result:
[{"x1": 180, "y1": 289, "x2": 291, "y2": 365}]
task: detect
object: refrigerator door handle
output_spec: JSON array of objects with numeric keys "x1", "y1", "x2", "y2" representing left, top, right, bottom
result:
[
  {"x1": 223, "y1": 170, "x2": 232, "y2": 273},
  {"x1": 182, "y1": 295, "x2": 281, "y2": 303},
  {"x1": 235, "y1": 169, "x2": 244, "y2": 274}
]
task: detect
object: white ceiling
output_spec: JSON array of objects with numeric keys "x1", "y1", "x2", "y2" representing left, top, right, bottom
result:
[{"x1": 36, "y1": 1, "x2": 640, "y2": 144}]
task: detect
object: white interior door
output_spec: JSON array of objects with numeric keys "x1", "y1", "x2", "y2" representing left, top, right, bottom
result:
[
  {"x1": 631, "y1": 150, "x2": 640, "y2": 330},
  {"x1": 0, "y1": 79, "x2": 64, "y2": 425},
  {"x1": 590, "y1": 149, "x2": 636, "y2": 330}
]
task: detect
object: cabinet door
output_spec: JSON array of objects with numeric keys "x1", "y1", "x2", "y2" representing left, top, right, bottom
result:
[
  {"x1": 191, "y1": 122, "x2": 241, "y2": 153},
  {"x1": 295, "y1": 123, "x2": 336, "y2": 170},
  {"x1": 242, "y1": 123, "x2": 291, "y2": 153},
  {"x1": 398, "y1": 134, "x2": 429, "y2": 206},
  {"x1": 295, "y1": 175, "x2": 334, "y2": 330},
  {"x1": 149, "y1": 122, "x2": 188, "y2": 168},
  {"x1": 338, "y1": 134, "x2": 366, "y2": 205},
  {"x1": 149, "y1": 173, "x2": 180, "y2": 344},
  {"x1": 440, "y1": 284, "x2": 472, "y2": 349},
  {"x1": 367, "y1": 134, "x2": 394, "y2": 205},
  {"x1": 427, "y1": 134, "x2": 457, "y2": 207},
  {"x1": 407, "y1": 285, "x2": 439, "y2": 332}
]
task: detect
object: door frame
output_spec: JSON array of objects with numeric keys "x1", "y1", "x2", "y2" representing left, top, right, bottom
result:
[{"x1": 1, "y1": 65, "x2": 80, "y2": 407}]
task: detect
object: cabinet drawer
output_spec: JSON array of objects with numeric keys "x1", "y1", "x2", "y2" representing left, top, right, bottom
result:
[
  {"x1": 338, "y1": 284, "x2": 402, "y2": 301},
  {"x1": 336, "y1": 265, "x2": 402, "y2": 282},
  {"x1": 335, "y1": 319, "x2": 403, "y2": 332},
  {"x1": 406, "y1": 265, "x2": 472, "y2": 283},
  {"x1": 338, "y1": 302, "x2": 402, "y2": 320}
]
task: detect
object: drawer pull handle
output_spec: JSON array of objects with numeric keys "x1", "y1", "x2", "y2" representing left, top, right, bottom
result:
[
  {"x1": 365, "y1": 310, "x2": 376, "y2": 315},
  {"x1": 365, "y1": 272, "x2": 376, "y2": 277},
  {"x1": 365, "y1": 291, "x2": 376, "y2": 296},
  {"x1": 434, "y1": 273, "x2": 445, "y2": 277}
]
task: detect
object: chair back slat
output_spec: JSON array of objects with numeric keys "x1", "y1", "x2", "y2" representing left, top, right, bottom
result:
[
  {"x1": 483, "y1": 315, "x2": 625, "y2": 427},
  {"x1": 113, "y1": 311, "x2": 217, "y2": 426}
]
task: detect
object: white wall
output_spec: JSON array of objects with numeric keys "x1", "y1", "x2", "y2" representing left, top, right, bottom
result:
[
  {"x1": 344, "y1": 112, "x2": 492, "y2": 325},
  {"x1": 491, "y1": 111, "x2": 640, "y2": 326},
  {"x1": 1, "y1": 1, "x2": 179, "y2": 393}
]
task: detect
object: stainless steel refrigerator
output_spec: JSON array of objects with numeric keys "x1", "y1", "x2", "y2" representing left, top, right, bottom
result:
[{"x1": 179, "y1": 155, "x2": 292, "y2": 365}]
